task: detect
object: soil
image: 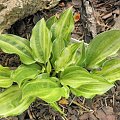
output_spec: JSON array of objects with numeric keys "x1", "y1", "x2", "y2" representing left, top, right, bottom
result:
[{"x1": 0, "y1": 0, "x2": 120, "y2": 120}]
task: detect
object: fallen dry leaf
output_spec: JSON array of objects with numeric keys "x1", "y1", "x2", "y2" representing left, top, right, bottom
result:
[
  {"x1": 74, "y1": 12, "x2": 80, "y2": 22},
  {"x1": 96, "y1": 109, "x2": 107, "y2": 120},
  {"x1": 59, "y1": 98, "x2": 69, "y2": 105},
  {"x1": 96, "y1": 106, "x2": 116, "y2": 120}
]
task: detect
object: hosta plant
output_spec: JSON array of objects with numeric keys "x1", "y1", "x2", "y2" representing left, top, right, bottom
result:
[{"x1": 0, "y1": 7, "x2": 120, "y2": 117}]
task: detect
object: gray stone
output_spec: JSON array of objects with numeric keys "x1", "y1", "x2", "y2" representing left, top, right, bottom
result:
[{"x1": 0, "y1": 0, "x2": 60, "y2": 33}]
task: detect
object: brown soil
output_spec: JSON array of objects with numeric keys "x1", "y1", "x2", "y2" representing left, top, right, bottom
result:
[{"x1": 0, "y1": 0, "x2": 120, "y2": 120}]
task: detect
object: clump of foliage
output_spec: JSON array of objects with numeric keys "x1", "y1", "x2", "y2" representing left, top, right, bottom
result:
[{"x1": 0, "y1": 7, "x2": 120, "y2": 117}]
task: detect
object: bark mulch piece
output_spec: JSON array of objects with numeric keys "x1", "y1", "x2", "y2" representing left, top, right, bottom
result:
[{"x1": 0, "y1": 0, "x2": 120, "y2": 120}]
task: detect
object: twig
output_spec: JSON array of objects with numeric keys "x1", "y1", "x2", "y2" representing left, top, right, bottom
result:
[
  {"x1": 61, "y1": 115, "x2": 69, "y2": 120},
  {"x1": 72, "y1": 100, "x2": 93, "y2": 112},
  {"x1": 71, "y1": 37, "x2": 88, "y2": 46},
  {"x1": 112, "y1": 94, "x2": 115, "y2": 107},
  {"x1": 104, "y1": 97, "x2": 108, "y2": 107},
  {"x1": 69, "y1": 96, "x2": 76, "y2": 106},
  {"x1": 28, "y1": 105, "x2": 37, "y2": 119},
  {"x1": 27, "y1": 108, "x2": 34, "y2": 119}
]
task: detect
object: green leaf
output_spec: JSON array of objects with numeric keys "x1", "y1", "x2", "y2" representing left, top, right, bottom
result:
[
  {"x1": 46, "y1": 60, "x2": 52, "y2": 75},
  {"x1": 22, "y1": 77, "x2": 68, "y2": 103},
  {"x1": 60, "y1": 66, "x2": 98, "y2": 88},
  {"x1": 40, "y1": 86, "x2": 68, "y2": 103},
  {"x1": 60, "y1": 66, "x2": 113, "y2": 98},
  {"x1": 51, "y1": 7, "x2": 74, "y2": 42},
  {"x1": 71, "y1": 82, "x2": 113, "y2": 98},
  {"x1": 38, "y1": 73, "x2": 49, "y2": 79},
  {"x1": 11, "y1": 63, "x2": 41, "y2": 87},
  {"x1": 52, "y1": 36, "x2": 65, "y2": 62},
  {"x1": 85, "y1": 30, "x2": 120, "y2": 69},
  {"x1": 46, "y1": 15, "x2": 57, "y2": 30},
  {"x1": 60, "y1": 66, "x2": 88, "y2": 78},
  {"x1": 30, "y1": 18, "x2": 52, "y2": 64},
  {"x1": 0, "y1": 86, "x2": 35, "y2": 117},
  {"x1": 94, "y1": 59, "x2": 120, "y2": 83},
  {"x1": 0, "y1": 34, "x2": 35, "y2": 65},
  {"x1": 0, "y1": 65, "x2": 13, "y2": 88},
  {"x1": 55, "y1": 43, "x2": 80, "y2": 72},
  {"x1": 76, "y1": 41, "x2": 86, "y2": 66}
]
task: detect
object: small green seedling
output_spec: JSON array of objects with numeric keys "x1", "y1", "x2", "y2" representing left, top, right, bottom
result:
[{"x1": 0, "y1": 7, "x2": 120, "y2": 117}]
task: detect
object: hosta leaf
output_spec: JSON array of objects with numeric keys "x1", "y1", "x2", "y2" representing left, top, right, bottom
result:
[
  {"x1": 11, "y1": 63, "x2": 41, "y2": 87},
  {"x1": 55, "y1": 43, "x2": 80, "y2": 72},
  {"x1": 38, "y1": 73, "x2": 49, "y2": 79},
  {"x1": 51, "y1": 7, "x2": 74, "y2": 42},
  {"x1": 40, "y1": 86, "x2": 69, "y2": 103},
  {"x1": 52, "y1": 36, "x2": 65, "y2": 62},
  {"x1": 76, "y1": 41, "x2": 86, "y2": 67},
  {"x1": 60, "y1": 66, "x2": 112, "y2": 88},
  {"x1": 0, "y1": 65, "x2": 12, "y2": 88},
  {"x1": 116, "y1": 49, "x2": 120, "y2": 58},
  {"x1": 71, "y1": 82, "x2": 113, "y2": 98},
  {"x1": 46, "y1": 60, "x2": 52, "y2": 74},
  {"x1": 39, "y1": 87, "x2": 68, "y2": 103},
  {"x1": 22, "y1": 77, "x2": 68, "y2": 103},
  {"x1": 30, "y1": 18, "x2": 52, "y2": 64},
  {"x1": 0, "y1": 86, "x2": 35, "y2": 117},
  {"x1": 85, "y1": 30, "x2": 120, "y2": 69},
  {"x1": 60, "y1": 66, "x2": 114, "y2": 98},
  {"x1": 94, "y1": 59, "x2": 120, "y2": 83},
  {"x1": 60, "y1": 66, "x2": 88, "y2": 77},
  {"x1": 0, "y1": 78, "x2": 12, "y2": 88},
  {"x1": 0, "y1": 34, "x2": 35, "y2": 65},
  {"x1": 46, "y1": 15, "x2": 57, "y2": 30}
]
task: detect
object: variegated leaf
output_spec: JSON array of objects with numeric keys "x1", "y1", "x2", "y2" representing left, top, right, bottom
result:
[
  {"x1": 85, "y1": 30, "x2": 120, "y2": 69},
  {"x1": 71, "y1": 82, "x2": 113, "y2": 98},
  {"x1": 0, "y1": 65, "x2": 12, "y2": 88},
  {"x1": 94, "y1": 59, "x2": 120, "y2": 83},
  {"x1": 60, "y1": 66, "x2": 102, "y2": 88},
  {"x1": 51, "y1": 7, "x2": 74, "y2": 43},
  {"x1": 22, "y1": 77, "x2": 69, "y2": 103},
  {"x1": 11, "y1": 63, "x2": 42, "y2": 87},
  {"x1": 55, "y1": 43, "x2": 80, "y2": 72},
  {"x1": 60, "y1": 65, "x2": 113, "y2": 88},
  {"x1": 30, "y1": 18, "x2": 52, "y2": 64},
  {"x1": 46, "y1": 15, "x2": 57, "y2": 30},
  {"x1": 76, "y1": 41, "x2": 86, "y2": 67},
  {"x1": 46, "y1": 60, "x2": 52, "y2": 74},
  {"x1": 0, "y1": 86, "x2": 35, "y2": 117},
  {"x1": 0, "y1": 34, "x2": 35, "y2": 64},
  {"x1": 60, "y1": 66, "x2": 114, "y2": 98},
  {"x1": 52, "y1": 36, "x2": 65, "y2": 62}
]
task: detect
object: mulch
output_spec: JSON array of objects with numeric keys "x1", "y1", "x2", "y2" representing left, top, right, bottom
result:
[{"x1": 0, "y1": 0, "x2": 120, "y2": 120}]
